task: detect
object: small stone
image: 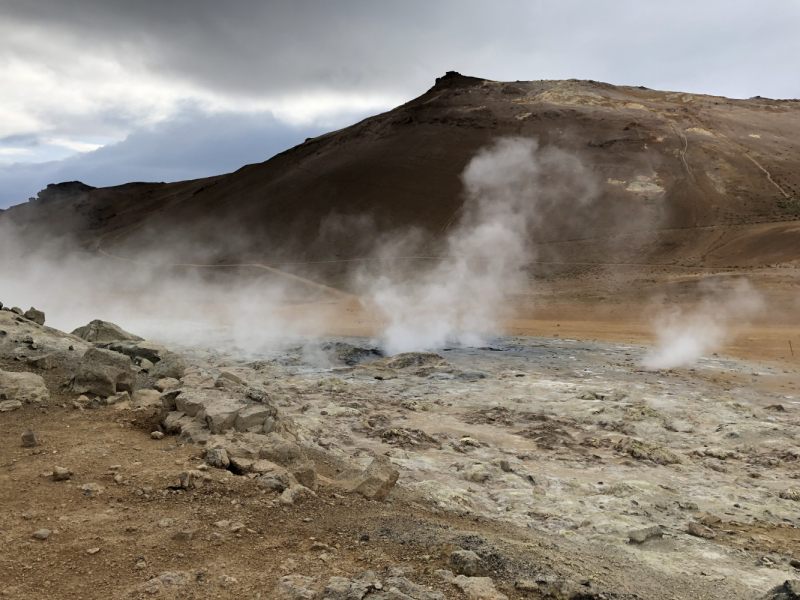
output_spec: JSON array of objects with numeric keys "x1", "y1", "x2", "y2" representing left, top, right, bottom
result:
[
  {"x1": 172, "y1": 530, "x2": 195, "y2": 542},
  {"x1": 158, "y1": 518, "x2": 175, "y2": 528},
  {"x1": 449, "y1": 549, "x2": 481, "y2": 576},
  {"x1": 21, "y1": 428, "x2": 39, "y2": 447},
  {"x1": 628, "y1": 525, "x2": 663, "y2": 544},
  {"x1": 32, "y1": 529, "x2": 51, "y2": 540},
  {"x1": 205, "y1": 448, "x2": 230, "y2": 469},
  {"x1": 0, "y1": 400, "x2": 22, "y2": 412},
  {"x1": 86, "y1": 548, "x2": 100, "y2": 555},
  {"x1": 52, "y1": 466, "x2": 71, "y2": 481},
  {"x1": 499, "y1": 460, "x2": 512, "y2": 472},
  {"x1": 686, "y1": 522, "x2": 716, "y2": 539},
  {"x1": 151, "y1": 431, "x2": 165, "y2": 440}
]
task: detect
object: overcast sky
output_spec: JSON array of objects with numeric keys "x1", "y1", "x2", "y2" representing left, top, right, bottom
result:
[{"x1": 1, "y1": 0, "x2": 798, "y2": 208}]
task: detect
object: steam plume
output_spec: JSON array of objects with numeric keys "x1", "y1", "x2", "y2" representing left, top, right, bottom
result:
[
  {"x1": 362, "y1": 137, "x2": 598, "y2": 354},
  {"x1": 641, "y1": 278, "x2": 764, "y2": 370}
]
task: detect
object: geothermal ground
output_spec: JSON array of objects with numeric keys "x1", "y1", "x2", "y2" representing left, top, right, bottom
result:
[{"x1": 2, "y1": 308, "x2": 800, "y2": 600}]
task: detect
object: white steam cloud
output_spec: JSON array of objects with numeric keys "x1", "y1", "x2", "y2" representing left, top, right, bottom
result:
[
  {"x1": 641, "y1": 278, "x2": 764, "y2": 370},
  {"x1": 362, "y1": 137, "x2": 598, "y2": 354}
]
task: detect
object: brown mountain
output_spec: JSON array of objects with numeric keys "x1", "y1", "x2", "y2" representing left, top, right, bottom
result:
[
  {"x1": 3, "y1": 73, "x2": 800, "y2": 356},
  {"x1": 4, "y1": 72, "x2": 799, "y2": 269}
]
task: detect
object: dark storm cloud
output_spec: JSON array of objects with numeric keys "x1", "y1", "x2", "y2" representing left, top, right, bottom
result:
[
  {"x1": 0, "y1": 108, "x2": 332, "y2": 207},
  {"x1": 4, "y1": 0, "x2": 799, "y2": 99}
]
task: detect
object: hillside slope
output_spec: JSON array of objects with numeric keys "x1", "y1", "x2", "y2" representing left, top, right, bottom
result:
[{"x1": 3, "y1": 72, "x2": 800, "y2": 273}]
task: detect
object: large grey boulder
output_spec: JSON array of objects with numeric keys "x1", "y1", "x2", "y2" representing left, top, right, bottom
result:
[
  {"x1": 71, "y1": 347, "x2": 136, "y2": 397},
  {"x1": 71, "y1": 320, "x2": 143, "y2": 343},
  {"x1": 23, "y1": 308, "x2": 45, "y2": 326},
  {"x1": 0, "y1": 370, "x2": 50, "y2": 404}
]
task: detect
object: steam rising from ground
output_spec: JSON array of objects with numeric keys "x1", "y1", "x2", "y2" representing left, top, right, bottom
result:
[
  {"x1": 361, "y1": 137, "x2": 598, "y2": 354},
  {"x1": 641, "y1": 279, "x2": 764, "y2": 370},
  {"x1": 0, "y1": 222, "x2": 328, "y2": 355},
  {"x1": 1, "y1": 136, "x2": 600, "y2": 357}
]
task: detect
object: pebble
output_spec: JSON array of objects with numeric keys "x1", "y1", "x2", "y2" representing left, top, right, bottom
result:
[
  {"x1": 52, "y1": 466, "x2": 71, "y2": 481},
  {"x1": 86, "y1": 548, "x2": 100, "y2": 555},
  {"x1": 151, "y1": 431, "x2": 165, "y2": 440},
  {"x1": 32, "y1": 529, "x2": 51, "y2": 540},
  {"x1": 21, "y1": 428, "x2": 39, "y2": 447}
]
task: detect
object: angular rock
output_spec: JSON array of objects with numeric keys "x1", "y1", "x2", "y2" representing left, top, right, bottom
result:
[
  {"x1": 71, "y1": 347, "x2": 136, "y2": 397},
  {"x1": 246, "y1": 386, "x2": 269, "y2": 402},
  {"x1": 132, "y1": 389, "x2": 162, "y2": 408},
  {"x1": 336, "y1": 455, "x2": 399, "y2": 502},
  {"x1": 106, "y1": 391, "x2": 130, "y2": 405},
  {"x1": 27, "y1": 354, "x2": 57, "y2": 370},
  {"x1": 205, "y1": 448, "x2": 230, "y2": 469},
  {"x1": 449, "y1": 549, "x2": 481, "y2": 576},
  {"x1": 98, "y1": 340, "x2": 167, "y2": 363},
  {"x1": 155, "y1": 378, "x2": 180, "y2": 392},
  {"x1": 215, "y1": 371, "x2": 246, "y2": 388},
  {"x1": 163, "y1": 411, "x2": 188, "y2": 434},
  {"x1": 11, "y1": 307, "x2": 23, "y2": 316},
  {"x1": 21, "y1": 428, "x2": 39, "y2": 447},
  {"x1": 23, "y1": 308, "x2": 45, "y2": 326},
  {"x1": 0, "y1": 370, "x2": 50, "y2": 403},
  {"x1": 385, "y1": 577, "x2": 446, "y2": 600},
  {"x1": 198, "y1": 397, "x2": 246, "y2": 434},
  {"x1": 451, "y1": 575, "x2": 508, "y2": 600},
  {"x1": 322, "y1": 576, "x2": 351, "y2": 600},
  {"x1": 72, "y1": 320, "x2": 143, "y2": 342},
  {"x1": 150, "y1": 352, "x2": 186, "y2": 380},
  {"x1": 0, "y1": 400, "x2": 23, "y2": 412},
  {"x1": 290, "y1": 462, "x2": 318, "y2": 491},
  {"x1": 273, "y1": 574, "x2": 317, "y2": 600},
  {"x1": 235, "y1": 404, "x2": 276, "y2": 432},
  {"x1": 32, "y1": 529, "x2": 51, "y2": 540},
  {"x1": 686, "y1": 521, "x2": 716, "y2": 539},
  {"x1": 628, "y1": 525, "x2": 663, "y2": 544},
  {"x1": 762, "y1": 580, "x2": 800, "y2": 600}
]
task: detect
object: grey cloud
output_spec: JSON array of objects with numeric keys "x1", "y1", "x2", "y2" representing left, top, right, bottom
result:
[
  {"x1": 0, "y1": 108, "x2": 340, "y2": 208},
  {"x1": 3, "y1": 0, "x2": 799, "y2": 101}
]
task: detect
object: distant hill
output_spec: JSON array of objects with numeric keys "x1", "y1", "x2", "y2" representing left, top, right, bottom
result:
[{"x1": 3, "y1": 72, "x2": 799, "y2": 277}]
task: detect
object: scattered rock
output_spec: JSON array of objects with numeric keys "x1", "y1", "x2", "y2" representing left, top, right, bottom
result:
[
  {"x1": 205, "y1": 448, "x2": 230, "y2": 469},
  {"x1": 437, "y1": 570, "x2": 508, "y2": 600},
  {"x1": 52, "y1": 466, "x2": 72, "y2": 481},
  {"x1": 155, "y1": 378, "x2": 180, "y2": 392},
  {"x1": 628, "y1": 525, "x2": 663, "y2": 544},
  {"x1": 0, "y1": 400, "x2": 23, "y2": 412},
  {"x1": 23, "y1": 307, "x2": 45, "y2": 326},
  {"x1": 272, "y1": 574, "x2": 317, "y2": 600},
  {"x1": 106, "y1": 391, "x2": 130, "y2": 405},
  {"x1": 71, "y1": 347, "x2": 136, "y2": 397},
  {"x1": 336, "y1": 455, "x2": 399, "y2": 501},
  {"x1": 686, "y1": 521, "x2": 716, "y2": 539},
  {"x1": 215, "y1": 371, "x2": 246, "y2": 388},
  {"x1": 449, "y1": 549, "x2": 481, "y2": 576},
  {"x1": 32, "y1": 529, "x2": 51, "y2": 540},
  {"x1": 0, "y1": 370, "x2": 50, "y2": 404},
  {"x1": 132, "y1": 389, "x2": 162, "y2": 408},
  {"x1": 21, "y1": 428, "x2": 39, "y2": 447},
  {"x1": 27, "y1": 354, "x2": 57, "y2": 370},
  {"x1": 71, "y1": 320, "x2": 143, "y2": 343},
  {"x1": 86, "y1": 547, "x2": 100, "y2": 555},
  {"x1": 761, "y1": 580, "x2": 800, "y2": 600},
  {"x1": 615, "y1": 436, "x2": 681, "y2": 465},
  {"x1": 151, "y1": 431, "x2": 165, "y2": 440}
]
